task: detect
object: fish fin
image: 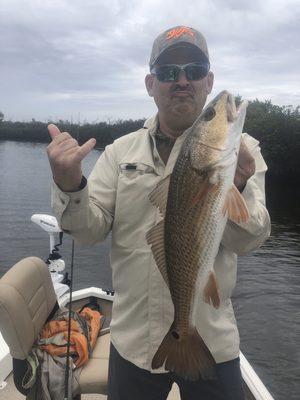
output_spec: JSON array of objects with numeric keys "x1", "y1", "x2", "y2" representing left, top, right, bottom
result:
[
  {"x1": 189, "y1": 177, "x2": 215, "y2": 209},
  {"x1": 152, "y1": 325, "x2": 216, "y2": 381},
  {"x1": 146, "y1": 220, "x2": 169, "y2": 287},
  {"x1": 203, "y1": 272, "x2": 221, "y2": 309},
  {"x1": 148, "y1": 175, "x2": 170, "y2": 216},
  {"x1": 222, "y1": 184, "x2": 249, "y2": 224}
]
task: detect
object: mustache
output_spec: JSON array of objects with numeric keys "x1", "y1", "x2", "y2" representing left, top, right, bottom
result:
[{"x1": 171, "y1": 84, "x2": 194, "y2": 94}]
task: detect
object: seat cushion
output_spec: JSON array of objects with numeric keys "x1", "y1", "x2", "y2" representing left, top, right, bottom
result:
[
  {"x1": 78, "y1": 332, "x2": 110, "y2": 394},
  {"x1": 0, "y1": 257, "x2": 57, "y2": 359}
]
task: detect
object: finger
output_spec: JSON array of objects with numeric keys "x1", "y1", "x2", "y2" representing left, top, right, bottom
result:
[
  {"x1": 238, "y1": 141, "x2": 254, "y2": 163},
  {"x1": 59, "y1": 138, "x2": 78, "y2": 152},
  {"x1": 234, "y1": 166, "x2": 246, "y2": 188},
  {"x1": 236, "y1": 161, "x2": 255, "y2": 180},
  {"x1": 49, "y1": 132, "x2": 73, "y2": 149},
  {"x1": 48, "y1": 124, "x2": 62, "y2": 140},
  {"x1": 238, "y1": 139, "x2": 248, "y2": 155},
  {"x1": 47, "y1": 132, "x2": 73, "y2": 154},
  {"x1": 240, "y1": 142, "x2": 253, "y2": 161},
  {"x1": 76, "y1": 138, "x2": 96, "y2": 161}
]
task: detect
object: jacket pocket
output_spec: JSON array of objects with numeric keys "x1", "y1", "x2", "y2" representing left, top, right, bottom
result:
[
  {"x1": 119, "y1": 163, "x2": 155, "y2": 180},
  {"x1": 113, "y1": 162, "x2": 159, "y2": 249}
]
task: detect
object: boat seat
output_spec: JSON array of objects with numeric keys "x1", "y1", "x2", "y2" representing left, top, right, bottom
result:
[
  {"x1": 0, "y1": 256, "x2": 109, "y2": 398},
  {"x1": 79, "y1": 331, "x2": 110, "y2": 394}
]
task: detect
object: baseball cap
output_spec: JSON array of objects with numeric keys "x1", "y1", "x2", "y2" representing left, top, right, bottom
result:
[{"x1": 149, "y1": 26, "x2": 209, "y2": 69}]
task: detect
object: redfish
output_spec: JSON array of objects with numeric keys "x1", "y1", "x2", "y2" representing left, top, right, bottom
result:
[{"x1": 146, "y1": 91, "x2": 249, "y2": 380}]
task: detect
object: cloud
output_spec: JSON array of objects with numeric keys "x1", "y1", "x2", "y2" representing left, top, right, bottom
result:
[{"x1": 0, "y1": 0, "x2": 299, "y2": 121}]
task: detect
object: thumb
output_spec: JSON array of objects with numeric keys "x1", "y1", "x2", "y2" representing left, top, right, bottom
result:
[
  {"x1": 77, "y1": 138, "x2": 97, "y2": 161},
  {"x1": 239, "y1": 140, "x2": 254, "y2": 164},
  {"x1": 48, "y1": 124, "x2": 61, "y2": 140}
]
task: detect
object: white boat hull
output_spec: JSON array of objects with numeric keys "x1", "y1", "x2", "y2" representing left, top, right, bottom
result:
[
  {"x1": 0, "y1": 332, "x2": 12, "y2": 388},
  {"x1": 0, "y1": 286, "x2": 274, "y2": 399}
]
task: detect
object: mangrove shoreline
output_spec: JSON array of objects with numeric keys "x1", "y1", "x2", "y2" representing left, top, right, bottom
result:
[{"x1": 0, "y1": 99, "x2": 299, "y2": 182}]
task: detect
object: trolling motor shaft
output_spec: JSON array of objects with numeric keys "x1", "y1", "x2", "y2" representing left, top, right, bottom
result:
[{"x1": 31, "y1": 213, "x2": 69, "y2": 297}]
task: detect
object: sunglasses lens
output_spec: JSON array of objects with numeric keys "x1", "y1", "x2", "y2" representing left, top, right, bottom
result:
[
  {"x1": 155, "y1": 66, "x2": 178, "y2": 82},
  {"x1": 153, "y1": 63, "x2": 209, "y2": 82},
  {"x1": 186, "y1": 64, "x2": 209, "y2": 80}
]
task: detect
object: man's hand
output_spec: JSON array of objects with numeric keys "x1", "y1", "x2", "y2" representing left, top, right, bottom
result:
[
  {"x1": 234, "y1": 139, "x2": 256, "y2": 192},
  {"x1": 47, "y1": 124, "x2": 96, "y2": 192}
]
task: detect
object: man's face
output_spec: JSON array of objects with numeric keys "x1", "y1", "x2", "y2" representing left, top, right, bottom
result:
[{"x1": 145, "y1": 47, "x2": 214, "y2": 135}]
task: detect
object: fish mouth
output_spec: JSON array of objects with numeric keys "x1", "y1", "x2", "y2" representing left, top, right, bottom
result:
[
  {"x1": 225, "y1": 96, "x2": 248, "y2": 156},
  {"x1": 227, "y1": 93, "x2": 248, "y2": 122},
  {"x1": 236, "y1": 98, "x2": 248, "y2": 115},
  {"x1": 226, "y1": 93, "x2": 237, "y2": 122}
]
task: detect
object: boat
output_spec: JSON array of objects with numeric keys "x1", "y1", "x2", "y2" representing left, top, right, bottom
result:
[{"x1": 0, "y1": 214, "x2": 275, "y2": 400}]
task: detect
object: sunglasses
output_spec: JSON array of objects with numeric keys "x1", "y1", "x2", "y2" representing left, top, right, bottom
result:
[{"x1": 150, "y1": 62, "x2": 210, "y2": 83}]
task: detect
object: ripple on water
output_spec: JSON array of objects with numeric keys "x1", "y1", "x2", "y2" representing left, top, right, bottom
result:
[{"x1": 234, "y1": 217, "x2": 300, "y2": 400}]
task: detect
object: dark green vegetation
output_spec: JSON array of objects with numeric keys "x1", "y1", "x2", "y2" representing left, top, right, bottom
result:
[
  {"x1": 240, "y1": 99, "x2": 299, "y2": 182},
  {"x1": 0, "y1": 117, "x2": 145, "y2": 148},
  {"x1": 0, "y1": 99, "x2": 299, "y2": 182}
]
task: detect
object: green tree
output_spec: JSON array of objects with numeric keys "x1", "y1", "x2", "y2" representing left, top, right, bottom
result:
[
  {"x1": 0, "y1": 111, "x2": 4, "y2": 123},
  {"x1": 243, "y1": 99, "x2": 300, "y2": 181}
]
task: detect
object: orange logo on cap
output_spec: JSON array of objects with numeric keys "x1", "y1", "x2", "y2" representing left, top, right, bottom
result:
[{"x1": 166, "y1": 27, "x2": 195, "y2": 40}]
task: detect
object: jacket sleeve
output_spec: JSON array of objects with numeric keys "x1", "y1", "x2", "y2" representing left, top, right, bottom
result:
[
  {"x1": 221, "y1": 134, "x2": 271, "y2": 255},
  {"x1": 51, "y1": 143, "x2": 118, "y2": 245}
]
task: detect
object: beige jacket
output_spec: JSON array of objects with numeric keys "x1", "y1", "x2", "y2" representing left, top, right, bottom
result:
[{"x1": 51, "y1": 115, "x2": 271, "y2": 371}]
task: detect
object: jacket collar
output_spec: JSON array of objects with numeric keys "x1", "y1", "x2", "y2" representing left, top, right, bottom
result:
[
  {"x1": 109, "y1": 114, "x2": 193, "y2": 178},
  {"x1": 142, "y1": 114, "x2": 191, "y2": 175}
]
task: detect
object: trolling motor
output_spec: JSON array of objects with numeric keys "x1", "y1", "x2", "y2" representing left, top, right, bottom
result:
[
  {"x1": 31, "y1": 214, "x2": 69, "y2": 298},
  {"x1": 32, "y1": 214, "x2": 76, "y2": 399}
]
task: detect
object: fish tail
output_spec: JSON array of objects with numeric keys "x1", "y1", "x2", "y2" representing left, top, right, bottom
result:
[{"x1": 152, "y1": 325, "x2": 216, "y2": 381}]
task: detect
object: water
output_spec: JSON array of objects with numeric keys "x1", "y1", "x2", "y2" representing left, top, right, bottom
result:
[
  {"x1": 0, "y1": 140, "x2": 112, "y2": 290},
  {"x1": 0, "y1": 140, "x2": 299, "y2": 399}
]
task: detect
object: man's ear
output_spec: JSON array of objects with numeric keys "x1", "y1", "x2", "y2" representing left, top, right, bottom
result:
[
  {"x1": 145, "y1": 74, "x2": 154, "y2": 97},
  {"x1": 206, "y1": 71, "x2": 214, "y2": 94}
]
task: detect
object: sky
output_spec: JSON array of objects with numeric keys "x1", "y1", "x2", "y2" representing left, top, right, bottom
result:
[{"x1": 0, "y1": 0, "x2": 299, "y2": 122}]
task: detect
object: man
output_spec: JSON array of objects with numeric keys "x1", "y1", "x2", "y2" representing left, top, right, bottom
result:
[{"x1": 47, "y1": 26, "x2": 270, "y2": 400}]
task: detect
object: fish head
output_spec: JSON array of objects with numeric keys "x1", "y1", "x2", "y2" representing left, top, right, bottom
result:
[{"x1": 188, "y1": 91, "x2": 248, "y2": 170}]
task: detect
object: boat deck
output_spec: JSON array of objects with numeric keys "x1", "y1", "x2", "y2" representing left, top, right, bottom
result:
[
  {"x1": 0, "y1": 373, "x2": 257, "y2": 400},
  {"x1": 0, "y1": 373, "x2": 181, "y2": 400}
]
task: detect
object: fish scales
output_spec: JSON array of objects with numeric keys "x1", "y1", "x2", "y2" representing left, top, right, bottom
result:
[
  {"x1": 166, "y1": 144, "x2": 221, "y2": 324},
  {"x1": 147, "y1": 91, "x2": 249, "y2": 380}
]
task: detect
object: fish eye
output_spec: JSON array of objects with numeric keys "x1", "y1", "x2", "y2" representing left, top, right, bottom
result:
[{"x1": 203, "y1": 107, "x2": 216, "y2": 121}]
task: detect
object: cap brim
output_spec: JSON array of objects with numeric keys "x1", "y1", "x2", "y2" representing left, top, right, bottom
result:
[{"x1": 152, "y1": 42, "x2": 209, "y2": 68}]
